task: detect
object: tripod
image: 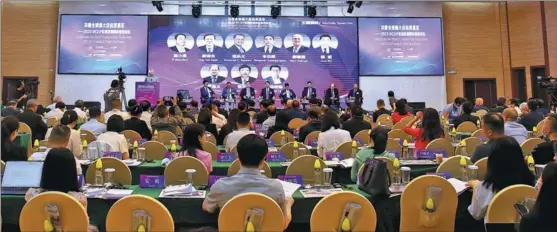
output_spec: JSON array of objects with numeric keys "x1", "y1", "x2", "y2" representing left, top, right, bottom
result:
[{"x1": 118, "y1": 84, "x2": 127, "y2": 109}]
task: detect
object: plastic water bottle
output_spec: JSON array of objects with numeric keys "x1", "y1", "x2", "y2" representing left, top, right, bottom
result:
[
  {"x1": 292, "y1": 141, "x2": 299, "y2": 160},
  {"x1": 460, "y1": 157, "x2": 468, "y2": 181},
  {"x1": 392, "y1": 158, "x2": 401, "y2": 187},
  {"x1": 280, "y1": 130, "x2": 286, "y2": 146},
  {"x1": 313, "y1": 159, "x2": 322, "y2": 186},
  {"x1": 95, "y1": 159, "x2": 104, "y2": 186},
  {"x1": 351, "y1": 141, "x2": 358, "y2": 158}
]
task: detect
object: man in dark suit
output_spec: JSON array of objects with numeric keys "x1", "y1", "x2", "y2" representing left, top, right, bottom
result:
[
  {"x1": 299, "y1": 107, "x2": 322, "y2": 143},
  {"x1": 342, "y1": 106, "x2": 372, "y2": 138},
  {"x1": 288, "y1": 100, "x2": 306, "y2": 121},
  {"x1": 260, "y1": 81, "x2": 275, "y2": 101},
  {"x1": 258, "y1": 35, "x2": 279, "y2": 54},
  {"x1": 263, "y1": 65, "x2": 286, "y2": 85},
  {"x1": 324, "y1": 83, "x2": 340, "y2": 108},
  {"x1": 169, "y1": 33, "x2": 190, "y2": 53},
  {"x1": 200, "y1": 80, "x2": 215, "y2": 104},
  {"x1": 302, "y1": 81, "x2": 317, "y2": 100},
  {"x1": 203, "y1": 64, "x2": 226, "y2": 84},
  {"x1": 286, "y1": 34, "x2": 309, "y2": 54},
  {"x1": 470, "y1": 113, "x2": 506, "y2": 163},
  {"x1": 227, "y1": 34, "x2": 248, "y2": 54},
  {"x1": 347, "y1": 83, "x2": 363, "y2": 105},
  {"x1": 239, "y1": 81, "x2": 256, "y2": 102},
  {"x1": 222, "y1": 82, "x2": 238, "y2": 108},
  {"x1": 17, "y1": 99, "x2": 47, "y2": 142},
  {"x1": 519, "y1": 99, "x2": 544, "y2": 131},
  {"x1": 453, "y1": 101, "x2": 480, "y2": 129},
  {"x1": 198, "y1": 33, "x2": 222, "y2": 54},
  {"x1": 232, "y1": 64, "x2": 257, "y2": 86},
  {"x1": 255, "y1": 99, "x2": 272, "y2": 124},
  {"x1": 1, "y1": 100, "x2": 21, "y2": 117},
  {"x1": 279, "y1": 83, "x2": 296, "y2": 105},
  {"x1": 531, "y1": 114, "x2": 557, "y2": 165},
  {"x1": 372, "y1": 99, "x2": 391, "y2": 123}
]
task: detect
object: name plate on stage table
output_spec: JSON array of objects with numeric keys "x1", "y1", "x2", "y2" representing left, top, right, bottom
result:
[
  {"x1": 103, "y1": 152, "x2": 123, "y2": 159},
  {"x1": 208, "y1": 175, "x2": 226, "y2": 187},
  {"x1": 307, "y1": 139, "x2": 318, "y2": 147},
  {"x1": 325, "y1": 152, "x2": 344, "y2": 161},
  {"x1": 267, "y1": 151, "x2": 286, "y2": 162},
  {"x1": 217, "y1": 153, "x2": 235, "y2": 162},
  {"x1": 416, "y1": 150, "x2": 447, "y2": 159},
  {"x1": 388, "y1": 150, "x2": 400, "y2": 158},
  {"x1": 266, "y1": 139, "x2": 275, "y2": 147},
  {"x1": 278, "y1": 175, "x2": 303, "y2": 185},
  {"x1": 429, "y1": 172, "x2": 451, "y2": 179},
  {"x1": 139, "y1": 175, "x2": 165, "y2": 188}
]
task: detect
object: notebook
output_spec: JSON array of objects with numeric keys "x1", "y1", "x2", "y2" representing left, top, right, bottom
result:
[{"x1": 1, "y1": 161, "x2": 44, "y2": 195}]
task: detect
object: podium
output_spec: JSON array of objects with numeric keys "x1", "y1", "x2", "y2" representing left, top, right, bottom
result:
[{"x1": 135, "y1": 82, "x2": 160, "y2": 106}]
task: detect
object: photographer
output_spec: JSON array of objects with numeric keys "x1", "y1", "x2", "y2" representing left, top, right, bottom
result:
[
  {"x1": 15, "y1": 81, "x2": 27, "y2": 108},
  {"x1": 104, "y1": 80, "x2": 121, "y2": 112}
]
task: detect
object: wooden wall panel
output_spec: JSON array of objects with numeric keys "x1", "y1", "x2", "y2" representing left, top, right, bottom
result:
[
  {"x1": 1, "y1": 1, "x2": 59, "y2": 105},
  {"x1": 546, "y1": 2, "x2": 557, "y2": 76}
]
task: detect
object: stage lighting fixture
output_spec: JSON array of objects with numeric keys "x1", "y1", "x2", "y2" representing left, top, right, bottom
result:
[
  {"x1": 271, "y1": 5, "x2": 281, "y2": 19},
  {"x1": 192, "y1": 4, "x2": 201, "y2": 18},
  {"x1": 355, "y1": 1, "x2": 363, "y2": 8},
  {"x1": 346, "y1": 1, "x2": 355, "y2": 14},
  {"x1": 152, "y1": 1, "x2": 163, "y2": 12},
  {"x1": 230, "y1": 5, "x2": 239, "y2": 18},
  {"x1": 307, "y1": 5, "x2": 317, "y2": 18}
]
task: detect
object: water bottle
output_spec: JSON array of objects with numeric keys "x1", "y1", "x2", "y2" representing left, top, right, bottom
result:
[
  {"x1": 313, "y1": 159, "x2": 322, "y2": 186},
  {"x1": 94, "y1": 159, "x2": 104, "y2": 186},
  {"x1": 280, "y1": 130, "x2": 286, "y2": 146},
  {"x1": 460, "y1": 157, "x2": 468, "y2": 181},
  {"x1": 351, "y1": 141, "x2": 358, "y2": 158},
  {"x1": 292, "y1": 141, "x2": 299, "y2": 160},
  {"x1": 392, "y1": 158, "x2": 401, "y2": 187}
]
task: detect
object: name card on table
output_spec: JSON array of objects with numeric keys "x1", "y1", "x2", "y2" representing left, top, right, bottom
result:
[
  {"x1": 428, "y1": 172, "x2": 451, "y2": 179},
  {"x1": 266, "y1": 139, "x2": 275, "y2": 147},
  {"x1": 254, "y1": 124, "x2": 263, "y2": 130},
  {"x1": 137, "y1": 139, "x2": 148, "y2": 145},
  {"x1": 293, "y1": 129, "x2": 299, "y2": 137},
  {"x1": 256, "y1": 129, "x2": 268, "y2": 138},
  {"x1": 164, "y1": 152, "x2": 175, "y2": 160},
  {"x1": 139, "y1": 175, "x2": 165, "y2": 188},
  {"x1": 266, "y1": 151, "x2": 286, "y2": 162},
  {"x1": 208, "y1": 175, "x2": 226, "y2": 187},
  {"x1": 307, "y1": 139, "x2": 318, "y2": 147},
  {"x1": 103, "y1": 151, "x2": 123, "y2": 159},
  {"x1": 77, "y1": 174, "x2": 84, "y2": 187},
  {"x1": 416, "y1": 150, "x2": 447, "y2": 159},
  {"x1": 278, "y1": 175, "x2": 303, "y2": 185},
  {"x1": 217, "y1": 152, "x2": 235, "y2": 162},
  {"x1": 325, "y1": 152, "x2": 344, "y2": 161},
  {"x1": 388, "y1": 150, "x2": 400, "y2": 158}
]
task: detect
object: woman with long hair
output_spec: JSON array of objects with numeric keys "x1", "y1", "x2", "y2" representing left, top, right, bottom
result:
[
  {"x1": 316, "y1": 110, "x2": 352, "y2": 157},
  {"x1": 391, "y1": 99, "x2": 412, "y2": 124},
  {"x1": 1, "y1": 116, "x2": 27, "y2": 162},
  {"x1": 45, "y1": 110, "x2": 82, "y2": 157},
  {"x1": 180, "y1": 123, "x2": 212, "y2": 173},
  {"x1": 217, "y1": 109, "x2": 240, "y2": 145},
  {"x1": 403, "y1": 108, "x2": 444, "y2": 150},
  {"x1": 124, "y1": 105, "x2": 152, "y2": 140},
  {"x1": 266, "y1": 110, "x2": 292, "y2": 139},
  {"x1": 351, "y1": 126, "x2": 396, "y2": 182},
  {"x1": 520, "y1": 162, "x2": 557, "y2": 231},
  {"x1": 97, "y1": 115, "x2": 130, "y2": 159},
  {"x1": 198, "y1": 108, "x2": 219, "y2": 139}
]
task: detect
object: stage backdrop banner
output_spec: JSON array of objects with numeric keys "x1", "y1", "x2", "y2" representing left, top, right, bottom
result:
[
  {"x1": 135, "y1": 82, "x2": 160, "y2": 106},
  {"x1": 358, "y1": 17, "x2": 444, "y2": 76},
  {"x1": 58, "y1": 15, "x2": 149, "y2": 75},
  {"x1": 148, "y1": 16, "x2": 359, "y2": 102}
]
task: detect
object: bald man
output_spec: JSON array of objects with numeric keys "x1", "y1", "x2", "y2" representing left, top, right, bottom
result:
[
  {"x1": 503, "y1": 108, "x2": 527, "y2": 144},
  {"x1": 473, "y1": 98, "x2": 490, "y2": 112}
]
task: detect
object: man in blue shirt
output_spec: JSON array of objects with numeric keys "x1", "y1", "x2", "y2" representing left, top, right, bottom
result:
[
  {"x1": 80, "y1": 107, "x2": 107, "y2": 136},
  {"x1": 503, "y1": 108, "x2": 527, "y2": 144},
  {"x1": 442, "y1": 97, "x2": 464, "y2": 124}
]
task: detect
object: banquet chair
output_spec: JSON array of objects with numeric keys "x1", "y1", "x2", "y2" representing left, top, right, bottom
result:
[
  {"x1": 486, "y1": 185, "x2": 538, "y2": 223},
  {"x1": 375, "y1": 156, "x2": 394, "y2": 181},
  {"x1": 175, "y1": 126, "x2": 184, "y2": 137},
  {"x1": 269, "y1": 130, "x2": 296, "y2": 146},
  {"x1": 202, "y1": 142, "x2": 220, "y2": 160},
  {"x1": 0, "y1": 160, "x2": 5, "y2": 175},
  {"x1": 436, "y1": 155, "x2": 472, "y2": 179},
  {"x1": 285, "y1": 155, "x2": 327, "y2": 185},
  {"x1": 157, "y1": 131, "x2": 178, "y2": 145},
  {"x1": 386, "y1": 139, "x2": 403, "y2": 154},
  {"x1": 397, "y1": 116, "x2": 414, "y2": 127},
  {"x1": 534, "y1": 120, "x2": 544, "y2": 137},
  {"x1": 474, "y1": 157, "x2": 488, "y2": 181},
  {"x1": 231, "y1": 145, "x2": 239, "y2": 158},
  {"x1": 426, "y1": 138, "x2": 455, "y2": 157},
  {"x1": 310, "y1": 191, "x2": 377, "y2": 232},
  {"x1": 471, "y1": 129, "x2": 483, "y2": 139},
  {"x1": 376, "y1": 116, "x2": 393, "y2": 127},
  {"x1": 164, "y1": 156, "x2": 209, "y2": 186},
  {"x1": 400, "y1": 175, "x2": 458, "y2": 232},
  {"x1": 353, "y1": 129, "x2": 371, "y2": 145},
  {"x1": 39, "y1": 140, "x2": 49, "y2": 147},
  {"x1": 392, "y1": 121, "x2": 407, "y2": 130},
  {"x1": 363, "y1": 114, "x2": 373, "y2": 124},
  {"x1": 288, "y1": 118, "x2": 305, "y2": 129},
  {"x1": 279, "y1": 142, "x2": 310, "y2": 160},
  {"x1": 376, "y1": 114, "x2": 391, "y2": 123},
  {"x1": 18, "y1": 122, "x2": 33, "y2": 155},
  {"x1": 106, "y1": 195, "x2": 174, "y2": 232},
  {"x1": 248, "y1": 111, "x2": 256, "y2": 118},
  {"x1": 19, "y1": 192, "x2": 89, "y2": 232},
  {"x1": 79, "y1": 129, "x2": 97, "y2": 144},
  {"x1": 87, "y1": 141, "x2": 115, "y2": 159},
  {"x1": 475, "y1": 109, "x2": 488, "y2": 118},
  {"x1": 520, "y1": 138, "x2": 544, "y2": 155},
  {"x1": 218, "y1": 193, "x2": 284, "y2": 232},
  {"x1": 205, "y1": 131, "x2": 217, "y2": 145},
  {"x1": 223, "y1": 134, "x2": 229, "y2": 148},
  {"x1": 47, "y1": 117, "x2": 60, "y2": 127},
  {"x1": 121, "y1": 130, "x2": 141, "y2": 143},
  {"x1": 227, "y1": 159, "x2": 272, "y2": 178},
  {"x1": 388, "y1": 129, "x2": 412, "y2": 142},
  {"x1": 85, "y1": 157, "x2": 132, "y2": 185},
  {"x1": 456, "y1": 121, "x2": 477, "y2": 133},
  {"x1": 335, "y1": 141, "x2": 356, "y2": 159},
  {"x1": 454, "y1": 137, "x2": 483, "y2": 156},
  {"x1": 184, "y1": 117, "x2": 195, "y2": 125},
  {"x1": 304, "y1": 131, "x2": 321, "y2": 145},
  {"x1": 139, "y1": 141, "x2": 167, "y2": 160}
]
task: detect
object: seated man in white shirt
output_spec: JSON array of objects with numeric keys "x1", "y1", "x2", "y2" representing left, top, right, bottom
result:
[
  {"x1": 73, "y1": 100, "x2": 88, "y2": 122},
  {"x1": 46, "y1": 96, "x2": 62, "y2": 111},
  {"x1": 44, "y1": 102, "x2": 66, "y2": 120},
  {"x1": 31, "y1": 125, "x2": 83, "y2": 174},
  {"x1": 225, "y1": 112, "x2": 255, "y2": 152},
  {"x1": 211, "y1": 103, "x2": 227, "y2": 129},
  {"x1": 262, "y1": 105, "x2": 277, "y2": 131},
  {"x1": 104, "y1": 98, "x2": 130, "y2": 123}
]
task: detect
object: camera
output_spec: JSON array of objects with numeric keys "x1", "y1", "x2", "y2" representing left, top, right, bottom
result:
[{"x1": 538, "y1": 76, "x2": 557, "y2": 90}]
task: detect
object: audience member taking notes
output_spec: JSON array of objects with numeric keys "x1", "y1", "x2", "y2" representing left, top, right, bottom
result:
[{"x1": 33, "y1": 125, "x2": 83, "y2": 174}]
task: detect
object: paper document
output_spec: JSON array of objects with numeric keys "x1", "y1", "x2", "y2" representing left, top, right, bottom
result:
[
  {"x1": 104, "y1": 189, "x2": 133, "y2": 199},
  {"x1": 277, "y1": 179, "x2": 301, "y2": 197},
  {"x1": 447, "y1": 178, "x2": 470, "y2": 194},
  {"x1": 123, "y1": 159, "x2": 142, "y2": 167},
  {"x1": 324, "y1": 161, "x2": 341, "y2": 166},
  {"x1": 340, "y1": 158, "x2": 354, "y2": 168}
]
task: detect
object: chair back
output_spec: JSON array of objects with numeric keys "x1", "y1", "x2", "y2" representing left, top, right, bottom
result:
[
  {"x1": 375, "y1": 156, "x2": 394, "y2": 181},
  {"x1": 285, "y1": 155, "x2": 327, "y2": 185},
  {"x1": 388, "y1": 129, "x2": 412, "y2": 142},
  {"x1": 376, "y1": 114, "x2": 391, "y2": 123},
  {"x1": 310, "y1": 191, "x2": 377, "y2": 232},
  {"x1": 454, "y1": 137, "x2": 483, "y2": 156},
  {"x1": 435, "y1": 156, "x2": 472, "y2": 178},
  {"x1": 202, "y1": 142, "x2": 220, "y2": 160},
  {"x1": 476, "y1": 109, "x2": 488, "y2": 117},
  {"x1": 279, "y1": 142, "x2": 310, "y2": 160},
  {"x1": 288, "y1": 118, "x2": 305, "y2": 129},
  {"x1": 335, "y1": 141, "x2": 356, "y2": 158},
  {"x1": 18, "y1": 122, "x2": 32, "y2": 134},
  {"x1": 386, "y1": 139, "x2": 403, "y2": 154},
  {"x1": 106, "y1": 195, "x2": 174, "y2": 232},
  {"x1": 157, "y1": 131, "x2": 178, "y2": 145},
  {"x1": 521, "y1": 138, "x2": 544, "y2": 155},
  {"x1": 471, "y1": 129, "x2": 483, "y2": 138},
  {"x1": 353, "y1": 129, "x2": 371, "y2": 145},
  {"x1": 474, "y1": 157, "x2": 488, "y2": 181},
  {"x1": 164, "y1": 156, "x2": 209, "y2": 186},
  {"x1": 227, "y1": 159, "x2": 272, "y2": 178},
  {"x1": 426, "y1": 138, "x2": 455, "y2": 157},
  {"x1": 376, "y1": 116, "x2": 393, "y2": 127},
  {"x1": 205, "y1": 131, "x2": 217, "y2": 145},
  {"x1": 218, "y1": 193, "x2": 284, "y2": 232},
  {"x1": 304, "y1": 131, "x2": 320, "y2": 145},
  {"x1": 175, "y1": 126, "x2": 184, "y2": 136},
  {"x1": 121, "y1": 130, "x2": 141, "y2": 143},
  {"x1": 392, "y1": 121, "x2": 406, "y2": 130},
  {"x1": 19, "y1": 192, "x2": 89, "y2": 232},
  {"x1": 248, "y1": 111, "x2": 256, "y2": 118},
  {"x1": 85, "y1": 157, "x2": 132, "y2": 185},
  {"x1": 79, "y1": 129, "x2": 97, "y2": 144},
  {"x1": 47, "y1": 117, "x2": 60, "y2": 127},
  {"x1": 269, "y1": 130, "x2": 296, "y2": 145},
  {"x1": 486, "y1": 185, "x2": 538, "y2": 223},
  {"x1": 456, "y1": 121, "x2": 477, "y2": 133},
  {"x1": 86, "y1": 141, "x2": 116, "y2": 159},
  {"x1": 0, "y1": 160, "x2": 5, "y2": 175},
  {"x1": 400, "y1": 175, "x2": 458, "y2": 231},
  {"x1": 184, "y1": 117, "x2": 195, "y2": 125},
  {"x1": 39, "y1": 140, "x2": 50, "y2": 147},
  {"x1": 534, "y1": 120, "x2": 544, "y2": 137},
  {"x1": 139, "y1": 141, "x2": 167, "y2": 160}
]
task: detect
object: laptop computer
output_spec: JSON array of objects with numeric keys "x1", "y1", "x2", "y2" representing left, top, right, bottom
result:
[{"x1": 1, "y1": 161, "x2": 44, "y2": 195}]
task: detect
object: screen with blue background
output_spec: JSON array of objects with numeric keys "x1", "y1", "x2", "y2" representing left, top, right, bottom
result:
[
  {"x1": 358, "y1": 18, "x2": 444, "y2": 76},
  {"x1": 58, "y1": 15, "x2": 148, "y2": 75}
]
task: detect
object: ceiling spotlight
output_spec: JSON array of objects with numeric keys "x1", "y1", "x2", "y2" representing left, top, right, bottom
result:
[
  {"x1": 307, "y1": 5, "x2": 317, "y2": 18},
  {"x1": 152, "y1": 1, "x2": 163, "y2": 12},
  {"x1": 230, "y1": 5, "x2": 239, "y2": 18},
  {"x1": 271, "y1": 5, "x2": 281, "y2": 19},
  {"x1": 192, "y1": 4, "x2": 201, "y2": 18},
  {"x1": 355, "y1": 1, "x2": 363, "y2": 8},
  {"x1": 346, "y1": 1, "x2": 355, "y2": 14}
]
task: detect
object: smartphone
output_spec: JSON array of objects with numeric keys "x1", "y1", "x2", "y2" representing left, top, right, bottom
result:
[
  {"x1": 177, "y1": 90, "x2": 189, "y2": 104},
  {"x1": 163, "y1": 96, "x2": 174, "y2": 106},
  {"x1": 514, "y1": 204, "x2": 529, "y2": 217}
]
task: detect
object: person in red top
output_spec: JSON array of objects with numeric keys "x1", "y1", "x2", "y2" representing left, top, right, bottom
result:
[
  {"x1": 391, "y1": 99, "x2": 412, "y2": 124},
  {"x1": 403, "y1": 108, "x2": 444, "y2": 150}
]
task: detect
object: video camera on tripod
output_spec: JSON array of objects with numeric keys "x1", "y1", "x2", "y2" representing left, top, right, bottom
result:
[
  {"x1": 23, "y1": 79, "x2": 40, "y2": 99},
  {"x1": 537, "y1": 76, "x2": 557, "y2": 106},
  {"x1": 117, "y1": 67, "x2": 127, "y2": 89}
]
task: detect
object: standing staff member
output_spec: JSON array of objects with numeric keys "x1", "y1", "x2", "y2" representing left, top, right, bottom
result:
[{"x1": 15, "y1": 81, "x2": 27, "y2": 109}]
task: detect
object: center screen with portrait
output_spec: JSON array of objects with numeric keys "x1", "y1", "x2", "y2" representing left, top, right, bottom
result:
[{"x1": 148, "y1": 16, "x2": 358, "y2": 102}]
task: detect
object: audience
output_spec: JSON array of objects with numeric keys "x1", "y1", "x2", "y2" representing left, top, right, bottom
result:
[
  {"x1": 247, "y1": 100, "x2": 257, "y2": 113},
  {"x1": 179, "y1": 123, "x2": 212, "y2": 173},
  {"x1": 387, "y1": 90, "x2": 397, "y2": 110},
  {"x1": 198, "y1": 108, "x2": 219, "y2": 139},
  {"x1": 151, "y1": 104, "x2": 181, "y2": 135},
  {"x1": 531, "y1": 114, "x2": 557, "y2": 165},
  {"x1": 509, "y1": 98, "x2": 521, "y2": 116},
  {"x1": 225, "y1": 112, "x2": 254, "y2": 152},
  {"x1": 520, "y1": 99, "x2": 544, "y2": 131},
  {"x1": 124, "y1": 105, "x2": 152, "y2": 140},
  {"x1": 189, "y1": 100, "x2": 200, "y2": 115},
  {"x1": 73, "y1": 100, "x2": 88, "y2": 121},
  {"x1": 443, "y1": 97, "x2": 464, "y2": 123},
  {"x1": 340, "y1": 106, "x2": 351, "y2": 124},
  {"x1": 520, "y1": 162, "x2": 557, "y2": 232},
  {"x1": 266, "y1": 109, "x2": 293, "y2": 139},
  {"x1": 168, "y1": 104, "x2": 186, "y2": 128},
  {"x1": 471, "y1": 113, "x2": 506, "y2": 163},
  {"x1": 401, "y1": 98, "x2": 413, "y2": 114},
  {"x1": 520, "y1": 102, "x2": 529, "y2": 116},
  {"x1": 203, "y1": 134, "x2": 293, "y2": 230},
  {"x1": 255, "y1": 99, "x2": 272, "y2": 124},
  {"x1": 104, "y1": 99, "x2": 130, "y2": 123},
  {"x1": 372, "y1": 99, "x2": 391, "y2": 123},
  {"x1": 80, "y1": 107, "x2": 107, "y2": 136},
  {"x1": 503, "y1": 108, "x2": 527, "y2": 144},
  {"x1": 298, "y1": 107, "x2": 322, "y2": 143},
  {"x1": 45, "y1": 110, "x2": 82, "y2": 157},
  {"x1": 536, "y1": 99, "x2": 549, "y2": 116},
  {"x1": 317, "y1": 110, "x2": 352, "y2": 157},
  {"x1": 342, "y1": 106, "x2": 371, "y2": 138},
  {"x1": 490, "y1": 97, "x2": 506, "y2": 114},
  {"x1": 472, "y1": 97, "x2": 490, "y2": 112},
  {"x1": 217, "y1": 109, "x2": 240, "y2": 146},
  {"x1": 45, "y1": 102, "x2": 66, "y2": 120},
  {"x1": 179, "y1": 102, "x2": 196, "y2": 123},
  {"x1": 467, "y1": 137, "x2": 535, "y2": 221},
  {"x1": 97, "y1": 115, "x2": 130, "y2": 159},
  {"x1": 127, "y1": 99, "x2": 138, "y2": 109},
  {"x1": 139, "y1": 100, "x2": 153, "y2": 130},
  {"x1": 404, "y1": 108, "x2": 444, "y2": 150},
  {"x1": 351, "y1": 126, "x2": 396, "y2": 182},
  {"x1": 1, "y1": 100, "x2": 20, "y2": 117},
  {"x1": 237, "y1": 101, "x2": 247, "y2": 112},
  {"x1": 453, "y1": 101, "x2": 480, "y2": 128},
  {"x1": 210, "y1": 103, "x2": 227, "y2": 129},
  {"x1": 288, "y1": 100, "x2": 306, "y2": 120},
  {"x1": 214, "y1": 100, "x2": 229, "y2": 119},
  {"x1": 391, "y1": 99, "x2": 412, "y2": 124},
  {"x1": 32, "y1": 125, "x2": 83, "y2": 174},
  {"x1": 262, "y1": 105, "x2": 277, "y2": 131},
  {"x1": 46, "y1": 96, "x2": 62, "y2": 111},
  {"x1": 1, "y1": 116, "x2": 27, "y2": 162}
]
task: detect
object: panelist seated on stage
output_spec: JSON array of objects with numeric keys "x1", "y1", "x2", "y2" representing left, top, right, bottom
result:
[
  {"x1": 279, "y1": 83, "x2": 296, "y2": 104},
  {"x1": 324, "y1": 83, "x2": 340, "y2": 107},
  {"x1": 346, "y1": 83, "x2": 363, "y2": 104},
  {"x1": 260, "y1": 81, "x2": 275, "y2": 101},
  {"x1": 263, "y1": 65, "x2": 286, "y2": 85},
  {"x1": 233, "y1": 64, "x2": 257, "y2": 86},
  {"x1": 200, "y1": 80, "x2": 216, "y2": 104},
  {"x1": 301, "y1": 81, "x2": 317, "y2": 100},
  {"x1": 222, "y1": 82, "x2": 238, "y2": 101},
  {"x1": 239, "y1": 81, "x2": 256, "y2": 101},
  {"x1": 203, "y1": 64, "x2": 226, "y2": 84}
]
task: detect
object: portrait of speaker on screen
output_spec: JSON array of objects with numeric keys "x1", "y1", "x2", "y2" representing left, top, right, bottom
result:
[
  {"x1": 200, "y1": 64, "x2": 228, "y2": 85},
  {"x1": 284, "y1": 33, "x2": 311, "y2": 54},
  {"x1": 312, "y1": 34, "x2": 339, "y2": 54},
  {"x1": 262, "y1": 64, "x2": 289, "y2": 85},
  {"x1": 196, "y1": 33, "x2": 224, "y2": 54},
  {"x1": 231, "y1": 64, "x2": 258, "y2": 86},
  {"x1": 167, "y1": 33, "x2": 194, "y2": 53},
  {"x1": 225, "y1": 33, "x2": 253, "y2": 54},
  {"x1": 255, "y1": 35, "x2": 282, "y2": 54}
]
